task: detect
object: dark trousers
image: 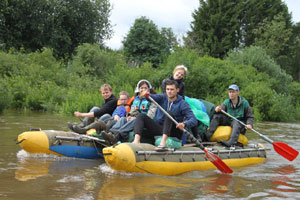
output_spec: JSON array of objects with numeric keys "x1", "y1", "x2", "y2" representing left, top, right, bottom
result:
[
  {"x1": 206, "y1": 113, "x2": 245, "y2": 139},
  {"x1": 134, "y1": 113, "x2": 183, "y2": 140}
]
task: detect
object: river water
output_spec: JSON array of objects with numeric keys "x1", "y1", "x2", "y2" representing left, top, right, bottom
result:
[{"x1": 0, "y1": 110, "x2": 299, "y2": 200}]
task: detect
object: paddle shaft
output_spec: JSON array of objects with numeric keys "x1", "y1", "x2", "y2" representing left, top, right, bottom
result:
[
  {"x1": 147, "y1": 96, "x2": 205, "y2": 149},
  {"x1": 221, "y1": 110, "x2": 274, "y2": 143}
]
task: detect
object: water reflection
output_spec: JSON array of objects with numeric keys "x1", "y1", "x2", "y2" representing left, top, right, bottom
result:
[
  {"x1": 15, "y1": 150, "x2": 101, "y2": 182},
  {"x1": 97, "y1": 173, "x2": 193, "y2": 199},
  {"x1": 202, "y1": 174, "x2": 232, "y2": 194},
  {"x1": 15, "y1": 158, "x2": 51, "y2": 181},
  {"x1": 2, "y1": 110, "x2": 300, "y2": 199},
  {"x1": 270, "y1": 165, "x2": 297, "y2": 193}
]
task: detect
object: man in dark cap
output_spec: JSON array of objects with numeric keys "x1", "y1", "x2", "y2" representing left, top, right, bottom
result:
[{"x1": 205, "y1": 84, "x2": 254, "y2": 147}]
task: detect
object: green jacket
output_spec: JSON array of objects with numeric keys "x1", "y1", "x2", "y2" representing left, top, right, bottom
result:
[{"x1": 222, "y1": 96, "x2": 254, "y2": 126}]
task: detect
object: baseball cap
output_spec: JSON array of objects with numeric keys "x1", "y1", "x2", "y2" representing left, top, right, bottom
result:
[{"x1": 228, "y1": 84, "x2": 239, "y2": 91}]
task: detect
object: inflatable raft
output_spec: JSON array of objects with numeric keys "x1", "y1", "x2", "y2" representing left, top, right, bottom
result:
[
  {"x1": 103, "y1": 126, "x2": 267, "y2": 175},
  {"x1": 17, "y1": 129, "x2": 106, "y2": 159},
  {"x1": 103, "y1": 142, "x2": 267, "y2": 176}
]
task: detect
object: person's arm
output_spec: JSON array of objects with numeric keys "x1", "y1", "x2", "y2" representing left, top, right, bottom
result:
[
  {"x1": 215, "y1": 103, "x2": 226, "y2": 112},
  {"x1": 181, "y1": 101, "x2": 197, "y2": 128},
  {"x1": 245, "y1": 107, "x2": 254, "y2": 129},
  {"x1": 74, "y1": 111, "x2": 94, "y2": 118},
  {"x1": 161, "y1": 79, "x2": 167, "y2": 93},
  {"x1": 179, "y1": 82, "x2": 185, "y2": 97},
  {"x1": 94, "y1": 99, "x2": 117, "y2": 118}
]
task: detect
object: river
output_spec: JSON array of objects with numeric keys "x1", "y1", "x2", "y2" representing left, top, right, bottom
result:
[{"x1": 0, "y1": 110, "x2": 299, "y2": 200}]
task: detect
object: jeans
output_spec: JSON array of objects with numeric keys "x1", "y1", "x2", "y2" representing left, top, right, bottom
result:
[{"x1": 109, "y1": 117, "x2": 136, "y2": 139}]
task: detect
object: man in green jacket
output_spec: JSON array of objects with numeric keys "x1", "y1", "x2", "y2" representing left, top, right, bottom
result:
[{"x1": 206, "y1": 84, "x2": 254, "y2": 147}]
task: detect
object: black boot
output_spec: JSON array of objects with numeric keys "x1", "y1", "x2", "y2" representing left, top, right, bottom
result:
[
  {"x1": 70, "y1": 121, "x2": 106, "y2": 134},
  {"x1": 107, "y1": 132, "x2": 120, "y2": 144},
  {"x1": 220, "y1": 130, "x2": 239, "y2": 147},
  {"x1": 78, "y1": 117, "x2": 94, "y2": 128},
  {"x1": 101, "y1": 131, "x2": 111, "y2": 145}
]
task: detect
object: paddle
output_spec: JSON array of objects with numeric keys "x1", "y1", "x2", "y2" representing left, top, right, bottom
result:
[
  {"x1": 147, "y1": 95, "x2": 233, "y2": 174},
  {"x1": 221, "y1": 110, "x2": 299, "y2": 161}
]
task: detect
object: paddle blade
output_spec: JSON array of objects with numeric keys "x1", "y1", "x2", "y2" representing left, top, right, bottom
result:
[
  {"x1": 204, "y1": 149, "x2": 233, "y2": 174},
  {"x1": 273, "y1": 142, "x2": 299, "y2": 161}
]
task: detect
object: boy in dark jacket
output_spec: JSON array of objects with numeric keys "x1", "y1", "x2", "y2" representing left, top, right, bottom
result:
[
  {"x1": 132, "y1": 80, "x2": 197, "y2": 150},
  {"x1": 68, "y1": 83, "x2": 118, "y2": 134}
]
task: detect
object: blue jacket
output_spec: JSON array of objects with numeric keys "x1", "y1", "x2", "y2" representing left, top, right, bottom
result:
[
  {"x1": 150, "y1": 94, "x2": 197, "y2": 128},
  {"x1": 111, "y1": 106, "x2": 127, "y2": 117}
]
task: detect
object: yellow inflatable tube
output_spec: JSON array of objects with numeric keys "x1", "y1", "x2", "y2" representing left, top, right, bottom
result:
[
  {"x1": 17, "y1": 131, "x2": 62, "y2": 156},
  {"x1": 210, "y1": 126, "x2": 248, "y2": 146},
  {"x1": 103, "y1": 143, "x2": 266, "y2": 176}
]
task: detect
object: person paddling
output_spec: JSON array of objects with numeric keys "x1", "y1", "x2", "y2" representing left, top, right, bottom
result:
[
  {"x1": 206, "y1": 84, "x2": 254, "y2": 147},
  {"x1": 132, "y1": 80, "x2": 197, "y2": 150}
]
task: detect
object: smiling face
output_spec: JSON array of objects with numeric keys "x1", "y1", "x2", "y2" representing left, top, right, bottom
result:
[
  {"x1": 101, "y1": 89, "x2": 113, "y2": 100},
  {"x1": 173, "y1": 69, "x2": 185, "y2": 80}
]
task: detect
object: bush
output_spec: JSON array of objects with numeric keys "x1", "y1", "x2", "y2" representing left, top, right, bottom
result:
[
  {"x1": 0, "y1": 79, "x2": 12, "y2": 113},
  {"x1": 226, "y1": 46, "x2": 293, "y2": 93}
]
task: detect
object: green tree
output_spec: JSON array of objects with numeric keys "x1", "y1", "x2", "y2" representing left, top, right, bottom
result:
[
  {"x1": 122, "y1": 16, "x2": 177, "y2": 67},
  {"x1": 287, "y1": 22, "x2": 300, "y2": 82},
  {"x1": 0, "y1": 0, "x2": 112, "y2": 58},
  {"x1": 253, "y1": 13, "x2": 292, "y2": 59},
  {"x1": 186, "y1": 0, "x2": 291, "y2": 58},
  {"x1": 186, "y1": 0, "x2": 242, "y2": 58}
]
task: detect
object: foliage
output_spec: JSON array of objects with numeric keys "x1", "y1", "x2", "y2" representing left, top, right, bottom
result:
[
  {"x1": 186, "y1": 0, "x2": 292, "y2": 58},
  {"x1": 0, "y1": 0, "x2": 112, "y2": 58},
  {"x1": 284, "y1": 22, "x2": 300, "y2": 82},
  {"x1": 68, "y1": 43, "x2": 124, "y2": 80},
  {"x1": 1, "y1": 44, "x2": 300, "y2": 122},
  {"x1": 253, "y1": 13, "x2": 292, "y2": 59},
  {"x1": 0, "y1": 78, "x2": 12, "y2": 113},
  {"x1": 122, "y1": 16, "x2": 178, "y2": 67},
  {"x1": 160, "y1": 48, "x2": 300, "y2": 122},
  {"x1": 226, "y1": 46, "x2": 292, "y2": 93}
]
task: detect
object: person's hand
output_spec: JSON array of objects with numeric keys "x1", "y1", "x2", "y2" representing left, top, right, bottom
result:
[
  {"x1": 140, "y1": 90, "x2": 149, "y2": 97},
  {"x1": 245, "y1": 124, "x2": 252, "y2": 130},
  {"x1": 215, "y1": 106, "x2": 222, "y2": 112},
  {"x1": 114, "y1": 115, "x2": 120, "y2": 121},
  {"x1": 127, "y1": 116, "x2": 136, "y2": 121},
  {"x1": 74, "y1": 112, "x2": 81, "y2": 117},
  {"x1": 176, "y1": 122, "x2": 185, "y2": 130}
]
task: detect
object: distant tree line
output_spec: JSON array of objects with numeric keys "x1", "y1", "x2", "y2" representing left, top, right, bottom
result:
[
  {"x1": 0, "y1": 0, "x2": 112, "y2": 58},
  {"x1": 185, "y1": 0, "x2": 300, "y2": 82}
]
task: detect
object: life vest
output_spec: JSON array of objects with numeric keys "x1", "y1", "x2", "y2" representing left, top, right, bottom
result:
[
  {"x1": 131, "y1": 96, "x2": 151, "y2": 114},
  {"x1": 117, "y1": 96, "x2": 135, "y2": 114},
  {"x1": 223, "y1": 96, "x2": 249, "y2": 124}
]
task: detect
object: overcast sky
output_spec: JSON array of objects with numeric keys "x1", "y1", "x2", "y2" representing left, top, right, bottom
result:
[{"x1": 104, "y1": 0, "x2": 300, "y2": 50}]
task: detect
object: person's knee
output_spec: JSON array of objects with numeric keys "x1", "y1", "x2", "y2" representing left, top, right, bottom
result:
[
  {"x1": 232, "y1": 120, "x2": 243, "y2": 129},
  {"x1": 212, "y1": 113, "x2": 223, "y2": 120},
  {"x1": 136, "y1": 113, "x2": 147, "y2": 121}
]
